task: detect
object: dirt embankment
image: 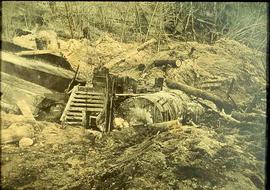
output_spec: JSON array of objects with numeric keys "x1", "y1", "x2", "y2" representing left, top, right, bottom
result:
[
  {"x1": 1, "y1": 112, "x2": 265, "y2": 190},
  {"x1": 1, "y1": 34, "x2": 266, "y2": 189},
  {"x1": 60, "y1": 35, "x2": 266, "y2": 110}
]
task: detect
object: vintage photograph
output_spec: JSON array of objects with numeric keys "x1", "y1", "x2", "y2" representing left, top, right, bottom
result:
[{"x1": 1, "y1": 2, "x2": 268, "y2": 189}]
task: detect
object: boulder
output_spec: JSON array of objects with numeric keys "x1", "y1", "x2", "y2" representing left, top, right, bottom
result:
[{"x1": 19, "y1": 137, "x2": 34, "y2": 148}]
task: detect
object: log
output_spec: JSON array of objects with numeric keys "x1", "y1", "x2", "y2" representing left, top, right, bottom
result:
[
  {"x1": 165, "y1": 79, "x2": 236, "y2": 111},
  {"x1": 137, "y1": 38, "x2": 157, "y2": 51},
  {"x1": 218, "y1": 109, "x2": 240, "y2": 124},
  {"x1": 104, "y1": 38, "x2": 157, "y2": 69},
  {"x1": 231, "y1": 111, "x2": 266, "y2": 122}
]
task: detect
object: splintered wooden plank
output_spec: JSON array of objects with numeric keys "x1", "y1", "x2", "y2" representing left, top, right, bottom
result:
[
  {"x1": 60, "y1": 86, "x2": 78, "y2": 121},
  {"x1": 15, "y1": 50, "x2": 62, "y2": 56},
  {"x1": 65, "y1": 121, "x2": 82, "y2": 125},
  {"x1": 72, "y1": 99, "x2": 104, "y2": 104},
  {"x1": 115, "y1": 93, "x2": 145, "y2": 97},
  {"x1": 75, "y1": 91, "x2": 104, "y2": 95},
  {"x1": 65, "y1": 113, "x2": 83, "y2": 118},
  {"x1": 66, "y1": 112, "x2": 83, "y2": 116},
  {"x1": 65, "y1": 116, "x2": 82, "y2": 120},
  {"x1": 2, "y1": 51, "x2": 75, "y2": 78},
  {"x1": 68, "y1": 107, "x2": 103, "y2": 112},
  {"x1": 16, "y1": 100, "x2": 35, "y2": 121},
  {"x1": 74, "y1": 95, "x2": 105, "y2": 99},
  {"x1": 70, "y1": 103, "x2": 104, "y2": 108}
]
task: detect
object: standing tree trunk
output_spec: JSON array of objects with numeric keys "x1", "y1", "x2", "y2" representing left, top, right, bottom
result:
[{"x1": 64, "y1": 3, "x2": 75, "y2": 39}]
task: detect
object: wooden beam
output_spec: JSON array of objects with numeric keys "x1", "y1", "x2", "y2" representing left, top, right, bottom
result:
[
  {"x1": 16, "y1": 100, "x2": 35, "y2": 121},
  {"x1": 68, "y1": 107, "x2": 103, "y2": 112},
  {"x1": 71, "y1": 99, "x2": 104, "y2": 104},
  {"x1": 15, "y1": 50, "x2": 62, "y2": 57},
  {"x1": 165, "y1": 79, "x2": 236, "y2": 111},
  {"x1": 74, "y1": 95, "x2": 104, "y2": 99},
  {"x1": 70, "y1": 102, "x2": 104, "y2": 108}
]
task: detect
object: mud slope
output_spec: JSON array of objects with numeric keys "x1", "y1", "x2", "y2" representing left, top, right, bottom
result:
[{"x1": 1, "y1": 36, "x2": 266, "y2": 190}]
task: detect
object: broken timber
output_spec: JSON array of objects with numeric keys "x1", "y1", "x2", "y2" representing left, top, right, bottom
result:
[
  {"x1": 16, "y1": 100, "x2": 35, "y2": 121},
  {"x1": 1, "y1": 51, "x2": 84, "y2": 92},
  {"x1": 104, "y1": 70, "x2": 115, "y2": 132},
  {"x1": 60, "y1": 86, "x2": 105, "y2": 126},
  {"x1": 104, "y1": 38, "x2": 157, "y2": 69},
  {"x1": 165, "y1": 79, "x2": 236, "y2": 112},
  {"x1": 15, "y1": 50, "x2": 73, "y2": 70}
]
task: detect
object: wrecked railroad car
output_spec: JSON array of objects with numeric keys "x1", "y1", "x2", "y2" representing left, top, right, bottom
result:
[
  {"x1": 0, "y1": 41, "x2": 85, "y2": 119},
  {"x1": 60, "y1": 66, "x2": 205, "y2": 131}
]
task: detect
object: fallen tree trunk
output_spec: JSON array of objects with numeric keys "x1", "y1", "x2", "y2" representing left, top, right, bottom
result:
[
  {"x1": 165, "y1": 79, "x2": 236, "y2": 112},
  {"x1": 137, "y1": 38, "x2": 157, "y2": 51},
  {"x1": 105, "y1": 38, "x2": 157, "y2": 69},
  {"x1": 210, "y1": 108, "x2": 265, "y2": 128},
  {"x1": 231, "y1": 111, "x2": 266, "y2": 122}
]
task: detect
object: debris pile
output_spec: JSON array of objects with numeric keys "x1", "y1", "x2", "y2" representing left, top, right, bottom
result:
[
  {"x1": 1, "y1": 29, "x2": 266, "y2": 190},
  {"x1": 1, "y1": 112, "x2": 265, "y2": 189}
]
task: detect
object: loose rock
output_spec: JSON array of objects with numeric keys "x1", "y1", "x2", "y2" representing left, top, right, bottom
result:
[{"x1": 19, "y1": 137, "x2": 34, "y2": 148}]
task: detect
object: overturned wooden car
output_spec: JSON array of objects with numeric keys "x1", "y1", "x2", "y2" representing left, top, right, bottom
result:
[{"x1": 1, "y1": 41, "x2": 85, "y2": 120}]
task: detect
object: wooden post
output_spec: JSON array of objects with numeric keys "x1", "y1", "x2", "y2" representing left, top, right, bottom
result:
[
  {"x1": 153, "y1": 104, "x2": 156, "y2": 123},
  {"x1": 60, "y1": 85, "x2": 78, "y2": 123},
  {"x1": 64, "y1": 3, "x2": 75, "y2": 39},
  {"x1": 104, "y1": 69, "x2": 115, "y2": 132},
  {"x1": 65, "y1": 64, "x2": 80, "y2": 94},
  {"x1": 82, "y1": 111, "x2": 91, "y2": 128}
]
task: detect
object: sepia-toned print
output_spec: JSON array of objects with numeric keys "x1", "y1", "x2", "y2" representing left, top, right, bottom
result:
[{"x1": 1, "y1": 2, "x2": 267, "y2": 190}]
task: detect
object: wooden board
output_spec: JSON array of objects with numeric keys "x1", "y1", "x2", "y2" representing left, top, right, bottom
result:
[
  {"x1": 71, "y1": 99, "x2": 104, "y2": 104},
  {"x1": 70, "y1": 103, "x2": 104, "y2": 108},
  {"x1": 16, "y1": 100, "x2": 35, "y2": 121}
]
